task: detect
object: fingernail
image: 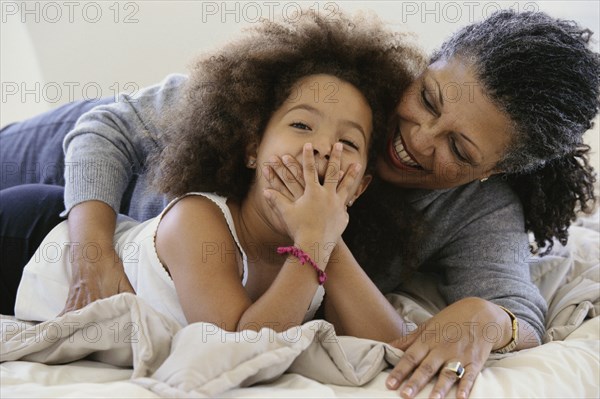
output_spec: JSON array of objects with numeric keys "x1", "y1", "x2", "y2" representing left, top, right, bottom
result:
[
  {"x1": 263, "y1": 189, "x2": 271, "y2": 199},
  {"x1": 282, "y1": 155, "x2": 292, "y2": 164},
  {"x1": 354, "y1": 163, "x2": 362, "y2": 172},
  {"x1": 431, "y1": 392, "x2": 441, "y2": 399},
  {"x1": 402, "y1": 386, "x2": 413, "y2": 397},
  {"x1": 334, "y1": 142, "x2": 343, "y2": 151},
  {"x1": 304, "y1": 143, "x2": 312, "y2": 151},
  {"x1": 386, "y1": 377, "x2": 399, "y2": 389}
]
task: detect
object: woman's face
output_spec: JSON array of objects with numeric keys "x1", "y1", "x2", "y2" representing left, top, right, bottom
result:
[{"x1": 377, "y1": 57, "x2": 513, "y2": 189}]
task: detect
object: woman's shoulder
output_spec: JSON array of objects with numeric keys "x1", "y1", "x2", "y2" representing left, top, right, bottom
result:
[
  {"x1": 134, "y1": 73, "x2": 189, "y2": 103},
  {"x1": 454, "y1": 177, "x2": 520, "y2": 206},
  {"x1": 405, "y1": 176, "x2": 519, "y2": 210},
  {"x1": 411, "y1": 177, "x2": 525, "y2": 231}
]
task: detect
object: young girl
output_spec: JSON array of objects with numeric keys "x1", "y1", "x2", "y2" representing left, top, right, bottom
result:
[{"x1": 14, "y1": 11, "x2": 420, "y2": 338}]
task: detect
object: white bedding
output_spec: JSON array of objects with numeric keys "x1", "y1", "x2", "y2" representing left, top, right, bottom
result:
[
  {"x1": 2, "y1": 211, "x2": 599, "y2": 398},
  {"x1": 2, "y1": 318, "x2": 599, "y2": 398}
]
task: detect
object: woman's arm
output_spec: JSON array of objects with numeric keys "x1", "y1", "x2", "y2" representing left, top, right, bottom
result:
[
  {"x1": 63, "y1": 74, "x2": 187, "y2": 216},
  {"x1": 60, "y1": 74, "x2": 188, "y2": 313},
  {"x1": 405, "y1": 178, "x2": 547, "y2": 342},
  {"x1": 61, "y1": 200, "x2": 134, "y2": 315},
  {"x1": 385, "y1": 179, "x2": 546, "y2": 399},
  {"x1": 264, "y1": 154, "x2": 545, "y2": 399},
  {"x1": 386, "y1": 297, "x2": 539, "y2": 399}
]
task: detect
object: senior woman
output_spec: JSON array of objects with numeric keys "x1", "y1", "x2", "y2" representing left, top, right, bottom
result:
[
  {"x1": 378, "y1": 10, "x2": 597, "y2": 399},
  {"x1": 1, "y1": 9, "x2": 598, "y2": 399}
]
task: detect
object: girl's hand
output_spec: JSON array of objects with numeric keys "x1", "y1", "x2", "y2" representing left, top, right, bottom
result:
[
  {"x1": 263, "y1": 154, "x2": 306, "y2": 203},
  {"x1": 263, "y1": 142, "x2": 361, "y2": 247},
  {"x1": 386, "y1": 297, "x2": 513, "y2": 399},
  {"x1": 263, "y1": 146, "x2": 363, "y2": 203}
]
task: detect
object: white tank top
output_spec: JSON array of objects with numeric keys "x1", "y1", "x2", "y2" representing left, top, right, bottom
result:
[{"x1": 15, "y1": 192, "x2": 325, "y2": 326}]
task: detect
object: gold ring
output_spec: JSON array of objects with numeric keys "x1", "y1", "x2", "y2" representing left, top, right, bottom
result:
[{"x1": 443, "y1": 361, "x2": 465, "y2": 379}]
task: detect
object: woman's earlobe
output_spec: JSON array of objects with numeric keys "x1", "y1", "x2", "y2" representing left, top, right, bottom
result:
[{"x1": 481, "y1": 167, "x2": 503, "y2": 182}]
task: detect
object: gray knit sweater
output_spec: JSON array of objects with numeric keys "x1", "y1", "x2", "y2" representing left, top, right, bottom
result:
[{"x1": 63, "y1": 74, "x2": 547, "y2": 341}]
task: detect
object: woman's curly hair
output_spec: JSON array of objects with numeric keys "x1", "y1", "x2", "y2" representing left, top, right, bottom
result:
[
  {"x1": 149, "y1": 11, "x2": 427, "y2": 275},
  {"x1": 431, "y1": 9, "x2": 600, "y2": 253}
]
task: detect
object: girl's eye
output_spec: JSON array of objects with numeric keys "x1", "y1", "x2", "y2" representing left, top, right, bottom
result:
[
  {"x1": 340, "y1": 139, "x2": 359, "y2": 151},
  {"x1": 290, "y1": 122, "x2": 311, "y2": 130},
  {"x1": 450, "y1": 137, "x2": 469, "y2": 163}
]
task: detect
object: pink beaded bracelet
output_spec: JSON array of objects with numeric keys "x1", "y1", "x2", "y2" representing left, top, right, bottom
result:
[{"x1": 277, "y1": 246, "x2": 327, "y2": 285}]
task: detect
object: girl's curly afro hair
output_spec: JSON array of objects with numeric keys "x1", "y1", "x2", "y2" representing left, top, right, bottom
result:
[
  {"x1": 152, "y1": 10, "x2": 425, "y2": 201},
  {"x1": 149, "y1": 10, "x2": 427, "y2": 282}
]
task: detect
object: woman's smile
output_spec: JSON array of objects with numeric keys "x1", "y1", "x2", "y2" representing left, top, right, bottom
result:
[{"x1": 388, "y1": 127, "x2": 424, "y2": 171}]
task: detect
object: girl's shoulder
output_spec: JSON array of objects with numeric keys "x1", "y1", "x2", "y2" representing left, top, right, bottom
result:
[
  {"x1": 154, "y1": 193, "x2": 241, "y2": 274},
  {"x1": 158, "y1": 193, "x2": 232, "y2": 237},
  {"x1": 164, "y1": 192, "x2": 224, "y2": 215}
]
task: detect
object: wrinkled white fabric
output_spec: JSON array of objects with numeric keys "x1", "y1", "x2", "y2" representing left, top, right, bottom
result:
[{"x1": 2, "y1": 210, "x2": 598, "y2": 398}]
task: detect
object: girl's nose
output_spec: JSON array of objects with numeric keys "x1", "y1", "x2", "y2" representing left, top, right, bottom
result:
[
  {"x1": 311, "y1": 137, "x2": 333, "y2": 161},
  {"x1": 313, "y1": 148, "x2": 330, "y2": 160},
  {"x1": 310, "y1": 140, "x2": 333, "y2": 183}
]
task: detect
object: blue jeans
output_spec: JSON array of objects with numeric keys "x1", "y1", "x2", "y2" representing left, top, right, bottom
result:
[
  {"x1": 0, "y1": 99, "x2": 113, "y2": 314},
  {"x1": 0, "y1": 184, "x2": 65, "y2": 314},
  {"x1": 1, "y1": 98, "x2": 114, "y2": 189}
]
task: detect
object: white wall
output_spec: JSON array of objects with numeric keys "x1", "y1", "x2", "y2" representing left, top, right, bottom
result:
[{"x1": 1, "y1": 0, "x2": 598, "y2": 170}]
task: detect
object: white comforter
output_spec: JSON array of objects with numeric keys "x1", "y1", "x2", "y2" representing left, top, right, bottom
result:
[{"x1": 1, "y1": 213, "x2": 599, "y2": 398}]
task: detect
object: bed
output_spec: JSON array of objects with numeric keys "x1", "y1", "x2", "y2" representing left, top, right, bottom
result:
[
  {"x1": 2, "y1": 1, "x2": 599, "y2": 396},
  {"x1": 2, "y1": 210, "x2": 598, "y2": 398}
]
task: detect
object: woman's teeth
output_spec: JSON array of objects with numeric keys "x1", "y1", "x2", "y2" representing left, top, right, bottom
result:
[{"x1": 393, "y1": 133, "x2": 420, "y2": 168}]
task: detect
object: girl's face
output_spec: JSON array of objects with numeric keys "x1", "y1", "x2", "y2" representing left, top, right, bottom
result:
[
  {"x1": 377, "y1": 57, "x2": 513, "y2": 189},
  {"x1": 252, "y1": 74, "x2": 373, "y2": 198}
]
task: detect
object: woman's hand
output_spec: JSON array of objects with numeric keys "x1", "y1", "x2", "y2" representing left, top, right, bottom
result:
[
  {"x1": 60, "y1": 245, "x2": 135, "y2": 315},
  {"x1": 60, "y1": 201, "x2": 135, "y2": 315},
  {"x1": 263, "y1": 142, "x2": 361, "y2": 247},
  {"x1": 386, "y1": 297, "x2": 514, "y2": 399}
]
